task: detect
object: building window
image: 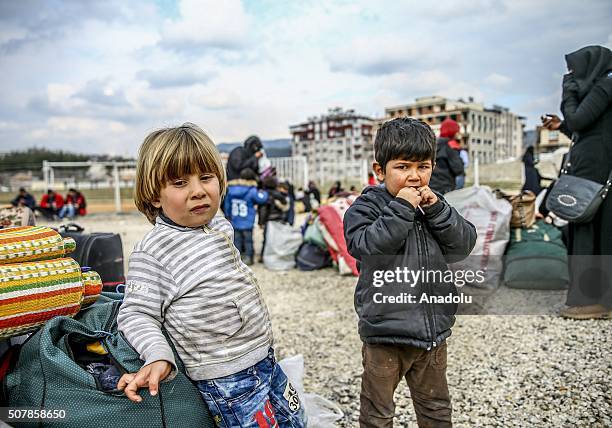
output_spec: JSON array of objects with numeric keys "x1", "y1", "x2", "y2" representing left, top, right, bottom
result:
[{"x1": 549, "y1": 130, "x2": 559, "y2": 141}]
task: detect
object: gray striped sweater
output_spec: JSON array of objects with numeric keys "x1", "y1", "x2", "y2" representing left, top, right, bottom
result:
[{"x1": 117, "y1": 215, "x2": 273, "y2": 380}]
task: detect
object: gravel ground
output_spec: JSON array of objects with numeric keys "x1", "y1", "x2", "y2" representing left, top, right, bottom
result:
[{"x1": 48, "y1": 213, "x2": 612, "y2": 427}]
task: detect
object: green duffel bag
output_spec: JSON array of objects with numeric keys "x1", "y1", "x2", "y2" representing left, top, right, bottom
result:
[
  {"x1": 5, "y1": 300, "x2": 214, "y2": 428},
  {"x1": 503, "y1": 220, "x2": 569, "y2": 290}
]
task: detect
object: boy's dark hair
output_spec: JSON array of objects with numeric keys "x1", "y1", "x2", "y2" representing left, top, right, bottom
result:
[
  {"x1": 374, "y1": 117, "x2": 436, "y2": 171},
  {"x1": 239, "y1": 168, "x2": 258, "y2": 181},
  {"x1": 262, "y1": 176, "x2": 278, "y2": 190}
]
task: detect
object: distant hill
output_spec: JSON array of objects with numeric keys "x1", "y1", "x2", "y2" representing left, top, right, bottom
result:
[{"x1": 217, "y1": 138, "x2": 292, "y2": 158}]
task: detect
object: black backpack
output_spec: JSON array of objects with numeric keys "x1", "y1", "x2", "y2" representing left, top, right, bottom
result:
[
  {"x1": 58, "y1": 223, "x2": 125, "y2": 291},
  {"x1": 296, "y1": 242, "x2": 332, "y2": 271}
]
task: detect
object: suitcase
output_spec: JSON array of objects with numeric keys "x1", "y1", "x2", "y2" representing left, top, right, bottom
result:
[
  {"x1": 503, "y1": 220, "x2": 569, "y2": 290},
  {"x1": 58, "y1": 223, "x2": 125, "y2": 291}
]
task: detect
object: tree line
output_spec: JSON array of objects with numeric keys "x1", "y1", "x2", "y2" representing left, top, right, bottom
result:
[{"x1": 0, "y1": 148, "x2": 133, "y2": 172}]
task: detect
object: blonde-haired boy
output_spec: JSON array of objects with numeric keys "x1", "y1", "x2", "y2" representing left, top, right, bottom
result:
[{"x1": 117, "y1": 123, "x2": 305, "y2": 427}]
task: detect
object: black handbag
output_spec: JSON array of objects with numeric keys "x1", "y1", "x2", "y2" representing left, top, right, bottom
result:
[{"x1": 545, "y1": 140, "x2": 612, "y2": 223}]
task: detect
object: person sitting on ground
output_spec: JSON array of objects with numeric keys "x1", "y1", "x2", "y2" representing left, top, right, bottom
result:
[
  {"x1": 344, "y1": 117, "x2": 477, "y2": 427},
  {"x1": 223, "y1": 168, "x2": 269, "y2": 265},
  {"x1": 116, "y1": 123, "x2": 305, "y2": 426},
  {"x1": 429, "y1": 118, "x2": 465, "y2": 194},
  {"x1": 59, "y1": 188, "x2": 87, "y2": 219},
  {"x1": 11, "y1": 187, "x2": 36, "y2": 210},
  {"x1": 36, "y1": 189, "x2": 64, "y2": 220}
]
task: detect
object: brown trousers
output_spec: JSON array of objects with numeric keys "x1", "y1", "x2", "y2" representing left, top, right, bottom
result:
[{"x1": 359, "y1": 342, "x2": 452, "y2": 428}]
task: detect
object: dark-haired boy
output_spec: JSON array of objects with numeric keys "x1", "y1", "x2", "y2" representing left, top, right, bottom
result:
[{"x1": 344, "y1": 117, "x2": 477, "y2": 427}]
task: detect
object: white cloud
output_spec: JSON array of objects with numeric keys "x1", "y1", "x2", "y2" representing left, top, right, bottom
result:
[
  {"x1": 327, "y1": 35, "x2": 447, "y2": 76},
  {"x1": 485, "y1": 73, "x2": 512, "y2": 87},
  {"x1": 160, "y1": 0, "x2": 251, "y2": 52}
]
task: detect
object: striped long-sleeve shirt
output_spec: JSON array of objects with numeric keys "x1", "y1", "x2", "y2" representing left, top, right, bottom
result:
[{"x1": 117, "y1": 215, "x2": 273, "y2": 380}]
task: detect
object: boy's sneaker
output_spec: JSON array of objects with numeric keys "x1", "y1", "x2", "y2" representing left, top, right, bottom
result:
[{"x1": 559, "y1": 304, "x2": 612, "y2": 320}]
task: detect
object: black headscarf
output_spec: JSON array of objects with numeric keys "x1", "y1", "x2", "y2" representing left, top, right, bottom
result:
[
  {"x1": 243, "y1": 135, "x2": 263, "y2": 155},
  {"x1": 565, "y1": 45, "x2": 612, "y2": 99}
]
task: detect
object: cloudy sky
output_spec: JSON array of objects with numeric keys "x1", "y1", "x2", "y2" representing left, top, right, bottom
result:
[{"x1": 1, "y1": 0, "x2": 610, "y2": 156}]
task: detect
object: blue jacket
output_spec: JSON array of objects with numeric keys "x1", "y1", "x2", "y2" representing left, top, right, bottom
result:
[{"x1": 224, "y1": 179, "x2": 268, "y2": 230}]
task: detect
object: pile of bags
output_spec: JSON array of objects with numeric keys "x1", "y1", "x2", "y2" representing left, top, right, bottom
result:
[
  {"x1": 296, "y1": 195, "x2": 358, "y2": 276},
  {"x1": 0, "y1": 225, "x2": 104, "y2": 339},
  {"x1": 445, "y1": 186, "x2": 568, "y2": 291},
  {"x1": 0, "y1": 225, "x2": 215, "y2": 427}
]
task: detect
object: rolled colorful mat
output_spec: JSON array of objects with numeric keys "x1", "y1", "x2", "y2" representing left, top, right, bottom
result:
[
  {"x1": 0, "y1": 257, "x2": 85, "y2": 339},
  {"x1": 0, "y1": 225, "x2": 76, "y2": 265},
  {"x1": 81, "y1": 270, "x2": 103, "y2": 308}
]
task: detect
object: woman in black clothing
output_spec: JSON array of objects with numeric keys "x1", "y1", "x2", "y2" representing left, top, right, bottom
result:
[
  {"x1": 521, "y1": 146, "x2": 542, "y2": 195},
  {"x1": 542, "y1": 45, "x2": 612, "y2": 319}
]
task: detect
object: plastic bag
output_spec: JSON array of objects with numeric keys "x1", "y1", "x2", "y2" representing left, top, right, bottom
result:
[
  {"x1": 263, "y1": 221, "x2": 303, "y2": 270},
  {"x1": 278, "y1": 355, "x2": 344, "y2": 428},
  {"x1": 444, "y1": 186, "x2": 512, "y2": 289}
]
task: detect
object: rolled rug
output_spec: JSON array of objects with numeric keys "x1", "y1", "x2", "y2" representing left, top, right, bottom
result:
[
  {"x1": 0, "y1": 257, "x2": 84, "y2": 338},
  {"x1": 81, "y1": 269, "x2": 103, "y2": 308},
  {"x1": 0, "y1": 225, "x2": 76, "y2": 265}
]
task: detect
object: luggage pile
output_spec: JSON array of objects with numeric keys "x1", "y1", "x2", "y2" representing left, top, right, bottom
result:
[
  {"x1": 445, "y1": 186, "x2": 569, "y2": 291},
  {"x1": 298, "y1": 195, "x2": 359, "y2": 276},
  {"x1": 0, "y1": 225, "x2": 103, "y2": 339}
]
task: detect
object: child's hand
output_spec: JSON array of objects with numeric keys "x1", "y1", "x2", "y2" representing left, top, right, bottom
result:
[
  {"x1": 396, "y1": 187, "x2": 422, "y2": 209},
  {"x1": 418, "y1": 186, "x2": 438, "y2": 208},
  {"x1": 117, "y1": 360, "x2": 172, "y2": 403}
]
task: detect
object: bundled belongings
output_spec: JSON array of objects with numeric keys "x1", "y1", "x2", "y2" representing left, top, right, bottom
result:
[
  {"x1": 0, "y1": 258, "x2": 103, "y2": 339},
  {"x1": 4, "y1": 300, "x2": 214, "y2": 428},
  {"x1": 296, "y1": 243, "x2": 332, "y2": 271},
  {"x1": 318, "y1": 197, "x2": 358, "y2": 276},
  {"x1": 444, "y1": 186, "x2": 512, "y2": 289},
  {"x1": 263, "y1": 221, "x2": 303, "y2": 270},
  {"x1": 0, "y1": 226, "x2": 104, "y2": 339},
  {"x1": 503, "y1": 220, "x2": 569, "y2": 290},
  {"x1": 58, "y1": 223, "x2": 125, "y2": 291},
  {"x1": 297, "y1": 216, "x2": 332, "y2": 271},
  {"x1": 0, "y1": 225, "x2": 76, "y2": 264},
  {"x1": 0, "y1": 206, "x2": 36, "y2": 229},
  {"x1": 495, "y1": 190, "x2": 537, "y2": 229}
]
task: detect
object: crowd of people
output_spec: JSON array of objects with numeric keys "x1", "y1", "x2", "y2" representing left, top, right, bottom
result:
[{"x1": 10, "y1": 187, "x2": 87, "y2": 220}]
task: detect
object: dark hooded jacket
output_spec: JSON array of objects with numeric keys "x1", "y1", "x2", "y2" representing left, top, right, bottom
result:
[
  {"x1": 344, "y1": 185, "x2": 476, "y2": 349},
  {"x1": 559, "y1": 45, "x2": 612, "y2": 306},
  {"x1": 226, "y1": 136, "x2": 263, "y2": 181},
  {"x1": 430, "y1": 119, "x2": 465, "y2": 194}
]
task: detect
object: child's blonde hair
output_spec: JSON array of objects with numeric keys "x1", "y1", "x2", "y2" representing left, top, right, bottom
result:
[{"x1": 134, "y1": 123, "x2": 226, "y2": 224}]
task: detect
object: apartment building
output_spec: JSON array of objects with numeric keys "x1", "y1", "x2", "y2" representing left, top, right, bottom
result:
[
  {"x1": 382, "y1": 96, "x2": 525, "y2": 164},
  {"x1": 290, "y1": 107, "x2": 374, "y2": 184},
  {"x1": 536, "y1": 126, "x2": 571, "y2": 153}
]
